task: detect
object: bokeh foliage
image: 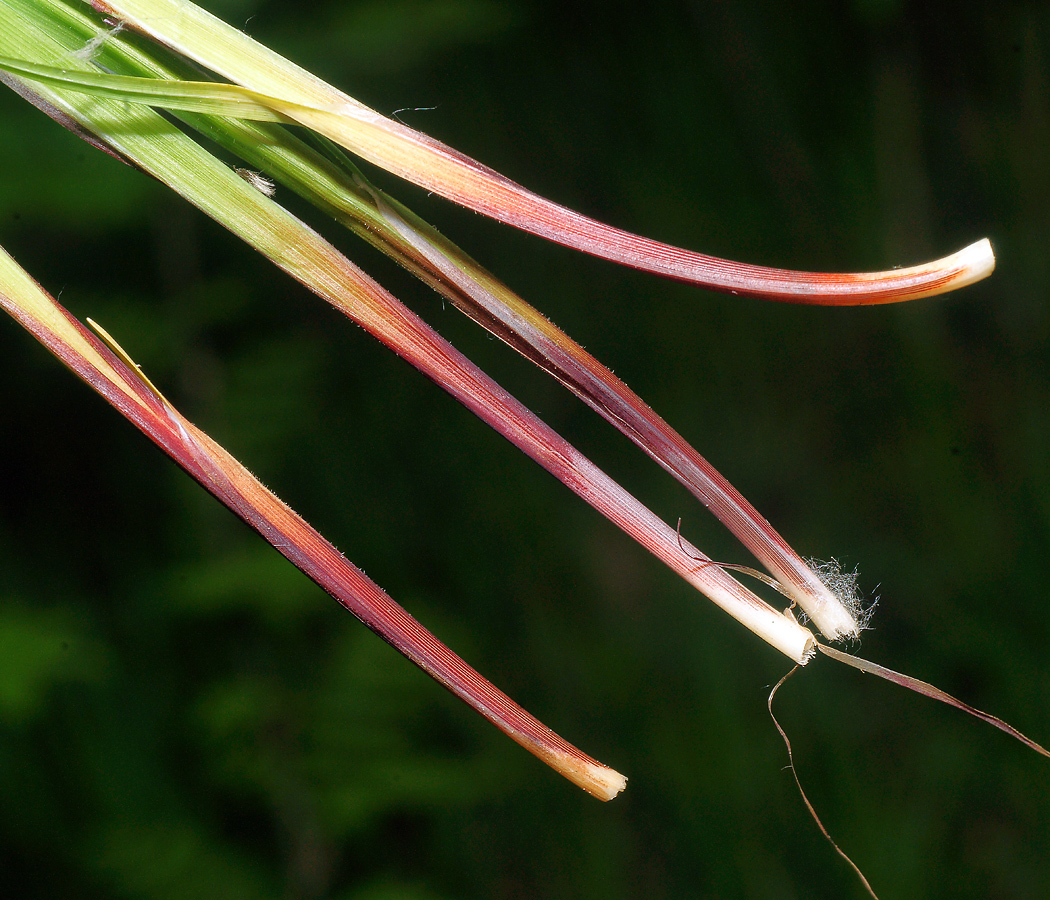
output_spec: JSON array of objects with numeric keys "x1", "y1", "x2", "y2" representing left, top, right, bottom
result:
[{"x1": 2, "y1": 0, "x2": 1049, "y2": 897}]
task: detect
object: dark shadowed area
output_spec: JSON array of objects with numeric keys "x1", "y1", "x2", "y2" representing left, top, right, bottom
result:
[{"x1": 2, "y1": 1, "x2": 1049, "y2": 898}]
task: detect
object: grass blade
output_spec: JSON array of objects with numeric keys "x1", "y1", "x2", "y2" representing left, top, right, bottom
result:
[
  {"x1": 0, "y1": 243, "x2": 629, "y2": 800},
  {"x1": 58, "y1": 0, "x2": 997, "y2": 302},
  {"x1": 2, "y1": 1, "x2": 818, "y2": 663}
]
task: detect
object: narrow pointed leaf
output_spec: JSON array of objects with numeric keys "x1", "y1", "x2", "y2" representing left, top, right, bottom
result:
[
  {"x1": 83, "y1": 0, "x2": 994, "y2": 303},
  {"x1": 0, "y1": 243, "x2": 628, "y2": 800},
  {"x1": 818, "y1": 644, "x2": 1050, "y2": 757},
  {"x1": 1, "y1": 3, "x2": 818, "y2": 664}
]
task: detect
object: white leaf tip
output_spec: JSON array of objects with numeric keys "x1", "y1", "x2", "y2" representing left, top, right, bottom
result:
[{"x1": 953, "y1": 237, "x2": 996, "y2": 286}]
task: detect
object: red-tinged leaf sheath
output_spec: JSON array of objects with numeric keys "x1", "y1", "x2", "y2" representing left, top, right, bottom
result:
[
  {"x1": 90, "y1": 0, "x2": 994, "y2": 304},
  {"x1": 350, "y1": 191, "x2": 858, "y2": 639},
  {"x1": 286, "y1": 240, "x2": 817, "y2": 664},
  {"x1": 0, "y1": 62, "x2": 852, "y2": 637},
  {"x1": 177, "y1": 422, "x2": 629, "y2": 800},
  {"x1": 303, "y1": 120, "x2": 994, "y2": 304},
  {"x1": 92, "y1": 0, "x2": 993, "y2": 304},
  {"x1": 4, "y1": 41, "x2": 816, "y2": 660},
  {"x1": 4, "y1": 36, "x2": 814, "y2": 659},
  {"x1": 0, "y1": 272, "x2": 627, "y2": 802}
]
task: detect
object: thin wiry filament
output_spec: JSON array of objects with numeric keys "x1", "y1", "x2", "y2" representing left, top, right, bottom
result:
[{"x1": 768, "y1": 667, "x2": 880, "y2": 900}]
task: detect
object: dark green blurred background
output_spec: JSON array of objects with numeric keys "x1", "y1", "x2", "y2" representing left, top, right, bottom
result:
[{"x1": 2, "y1": 0, "x2": 1049, "y2": 897}]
